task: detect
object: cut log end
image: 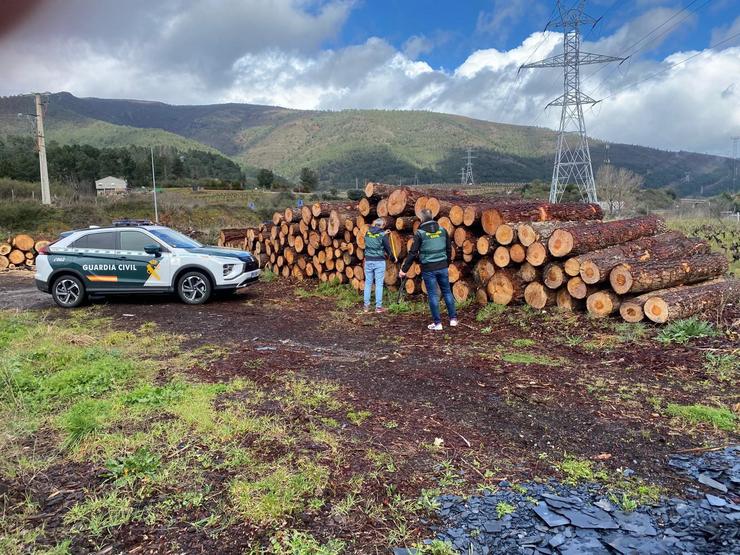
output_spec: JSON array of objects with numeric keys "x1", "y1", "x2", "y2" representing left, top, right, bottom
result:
[
  {"x1": 643, "y1": 297, "x2": 669, "y2": 324},
  {"x1": 564, "y1": 257, "x2": 580, "y2": 277},
  {"x1": 548, "y1": 229, "x2": 573, "y2": 258},
  {"x1": 586, "y1": 291, "x2": 621, "y2": 318},
  {"x1": 579, "y1": 260, "x2": 602, "y2": 284},
  {"x1": 493, "y1": 246, "x2": 511, "y2": 268},
  {"x1": 609, "y1": 264, "x2": 633, "y2": 295},
  {"x1": 619, "y1": 301, "x2": 646, "y2": 323},
  {"x1": 524, "y1": 282, "x2": 555, "y2": 309}
]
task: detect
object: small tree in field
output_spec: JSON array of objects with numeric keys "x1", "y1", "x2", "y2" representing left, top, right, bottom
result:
[
  {"x1": 257, "y1": 168, "x2": 274, "y2": 189},
  {"x1": 298, "y1": 167, "x2": 318, "y2": 192},
  {"x1": 597, "y1": 165, "x2": 643, "y2": 216}
]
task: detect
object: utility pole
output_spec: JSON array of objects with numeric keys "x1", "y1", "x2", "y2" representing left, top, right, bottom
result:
[
  {"x1": 520, "y1": 1, "x2": 625, "y2": 203},
  {"x1": 150, "y1": 147, "x2": 159, "y2": 223},
  {"x1": 732, "y1": 137, "x2": 739, "y2": 193},
  {"x1": 462, "y1": 147, "x2": 475, "y2": 185},
  {"x1": 34, "y1": 94, "x2": 51, "y2": 205}
]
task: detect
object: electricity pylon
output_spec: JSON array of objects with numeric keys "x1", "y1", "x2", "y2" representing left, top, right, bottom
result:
[
  {"x1": 462, "y1": 147, "x2": 475, "y2": 185},
  {"x1": 520, "y1": 1, "x2": 625, "y2": 203}
]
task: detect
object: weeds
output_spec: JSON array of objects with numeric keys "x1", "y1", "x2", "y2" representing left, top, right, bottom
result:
[
  {"x1": 105, "y1": 448, "x2": 161, "y2": 485},
  {"x1": 268, "y1": 530, "x2": 345, "y2": 555},
  {"x1": 230, "y1": 461, "x2": 329, "y2": 526},
  {"x1": 496, "y1": 501, "x2": 515, "y2": 519},
  {"x1": 665, "y1": 403, "x2": 735, "y2": 431},
  {"x1": 657, "y1": 318, "x2": 717, "y2": 344},
  {"x1": 511, "y1": 338, "x2": 536, "y2": 348},
  {"x1": 476, "y1": 303, "x2": 506, "y2": 322},
  {"x1": 703, "y1": 351, "x2": 738, "y2": 383}
]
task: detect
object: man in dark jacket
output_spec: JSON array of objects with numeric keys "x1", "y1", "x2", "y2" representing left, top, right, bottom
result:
[
  {"x1": 363, "y1": 218, "x2": 396, "y2": 313},
  {"x1": 399, "y1": 209, "x2": 458, "y2": 330}
]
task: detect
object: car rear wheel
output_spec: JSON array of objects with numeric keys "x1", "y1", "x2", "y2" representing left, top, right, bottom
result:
[
  {"x1": 52, "y1": 275, "x2": 86, "y2": 308},
  {"x1": 177, "y1": 271, "x2": 212, "y2": 305}
]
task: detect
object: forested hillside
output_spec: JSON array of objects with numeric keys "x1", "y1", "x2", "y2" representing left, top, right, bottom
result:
[{"x1": 0, "y1": 92, "x2": 733, "y2": 196}]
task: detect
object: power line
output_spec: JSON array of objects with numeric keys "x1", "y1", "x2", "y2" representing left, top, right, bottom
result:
[
  {"x1": 586, "y1": 0, "x2": 712, "y2": 97},
  {"x1": 597, "y1": 29, "x2": 740, "y2": 102}
]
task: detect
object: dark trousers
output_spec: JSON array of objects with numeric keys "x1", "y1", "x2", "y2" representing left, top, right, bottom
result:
[{"x1": 421, "y1": 268, "x2": 457, "y2": 324}]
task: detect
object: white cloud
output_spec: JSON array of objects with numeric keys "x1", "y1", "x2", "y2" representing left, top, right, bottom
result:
[{"x1": 0, "y1": 0, "x2": 737, "y2": 155}]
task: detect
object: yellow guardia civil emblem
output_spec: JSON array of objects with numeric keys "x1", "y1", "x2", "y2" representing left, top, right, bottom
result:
[{"x1": 146, "y1": 259, "x2": 161, "y2": 280}]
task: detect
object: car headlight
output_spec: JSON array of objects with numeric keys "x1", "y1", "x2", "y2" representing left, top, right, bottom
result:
[{"x1": 223, "y1": 263, "x2": 236, "y2": 276}]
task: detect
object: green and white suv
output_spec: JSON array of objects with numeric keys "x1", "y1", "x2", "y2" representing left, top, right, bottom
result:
[{"x1": 35, "y1": 221, "x2": 260, "y2": 308}]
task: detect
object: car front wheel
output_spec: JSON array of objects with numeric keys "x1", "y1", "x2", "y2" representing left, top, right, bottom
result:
[
  {"x1": 52, "y1": 275, "x2": 86, "y2": 308},
  {"x1": 177, "y1": 271, "x2": 212, "y2": 305}
]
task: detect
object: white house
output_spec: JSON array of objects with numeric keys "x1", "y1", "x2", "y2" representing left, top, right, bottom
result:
[{"x1": 95, "y1": 176, "x2": 128, "y2": 196}]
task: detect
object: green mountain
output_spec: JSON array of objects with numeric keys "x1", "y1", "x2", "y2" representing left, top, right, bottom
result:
[{"x1": 0, "y1": 92, "x2": 733, "y2": 196}]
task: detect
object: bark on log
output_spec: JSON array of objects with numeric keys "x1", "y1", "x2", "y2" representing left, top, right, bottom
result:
[
  {"x1": 642, "y1": 278, "x2": 740, "y2": 323},
  {"x1": 395, "y1": 216, "x2": 417, "y2": 231},
  {"x1": 364, "y1": 182, "x2": 395, "y2": 202},
  {"x1": 586, "y1": 291, "x2": 622, "y2": 318},
  {"x1": 548, "y1": 215, "x2": 666, "y2": 258},
  {"x1": 576, "y1": 232, "x2": 709, "y2": 285},
  {"x1": 482, "y1": 202, "x2": 602, "y2": 236},
  {"x1": 609, "y1": 252, "x2": 729, "y2": 295}
]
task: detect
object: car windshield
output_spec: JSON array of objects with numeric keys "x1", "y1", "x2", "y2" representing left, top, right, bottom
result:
[{"x1": 148, "y1": 228, "x2": 202, "y2": 248}]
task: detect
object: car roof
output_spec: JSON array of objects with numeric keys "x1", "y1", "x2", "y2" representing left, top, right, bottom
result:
[{"x1": 64, "y1": 225, "x2": 169, "y2": 235}]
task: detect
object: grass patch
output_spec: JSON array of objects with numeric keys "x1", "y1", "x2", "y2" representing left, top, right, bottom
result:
[
  {"x1": 269, "y1": 530, "x2": 346, "y2": 554},
  {"x1": 657, "y1": 318, "x2": 717, "y2": 344},
  {"x1": 387, "y1": 300, "x2": 427, "y2": 314},
  {"x1": 501, "y1": 352, "x2": 561, "y2": 366},
  {"x1": 261, "y1": 268, "x2": 278, "y2": 282},
  {"x1": 230, "y1": 461, "x2": 329, "y2": 526},
  {"x1": 665, "y1": 403, "x2": 736, "y2": 431},
  {"x1": 476, "y1": 303, "x2": 506, "y2": 322},
  {"x1": 61, "y1": 399, "x2": 114, "y2": 448},
  {"x1": 63, "y1": 491, "x2": 135, "y2": 538},
  {"x1": 511, "y1": 338, "x2": 536, "y2": 348},
  {"x1": 295, "y1": 279, "x2": 361, "y2": 309},
  {"x1": 347, "y1": 410, "x2": 371, "y2": 426}
]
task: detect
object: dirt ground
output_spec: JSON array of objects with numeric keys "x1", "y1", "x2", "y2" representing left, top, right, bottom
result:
[{"x1": 1, "y1": 271, "x2": 738, "y2": 553}]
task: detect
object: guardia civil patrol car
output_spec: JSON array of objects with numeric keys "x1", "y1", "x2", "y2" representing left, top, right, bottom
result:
[{"x1": 35, "y1": 220, "x2": 260, "y2": 308}]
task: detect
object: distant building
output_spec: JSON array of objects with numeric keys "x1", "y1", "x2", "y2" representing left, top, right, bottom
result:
[{"x1": 95, "y1": 176, "x2": 128, "y2": 196}]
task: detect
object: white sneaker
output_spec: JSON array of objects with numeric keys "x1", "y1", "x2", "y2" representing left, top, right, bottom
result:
[
  {"x1": 450, "y1": 318, "x2": 459, "y2": 327},
  {"x1": 428, "y1": 323, "x2": 443, "y2": 331}
]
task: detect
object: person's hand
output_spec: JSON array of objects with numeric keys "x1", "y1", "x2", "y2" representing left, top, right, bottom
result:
[{"x1": 399, "y1": 270, "x2": 406, "y2": 278}]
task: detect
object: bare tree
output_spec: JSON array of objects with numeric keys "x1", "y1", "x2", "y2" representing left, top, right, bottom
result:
[{"x1": 596, "y1": 165, "x2": 643, "y2": 216}]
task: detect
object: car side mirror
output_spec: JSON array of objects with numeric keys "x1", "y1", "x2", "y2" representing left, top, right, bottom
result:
[{"x1": 144, "y1": 244, "x2": 162, "y2": 257}]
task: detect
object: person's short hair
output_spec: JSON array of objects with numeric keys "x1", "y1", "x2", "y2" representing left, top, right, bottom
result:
[
  {"x1": 373, "y1": 217, "x2": 386, "y2": 228},
  {"x1": 419, "y1": 209, "x2": 434, "y2": 223}
]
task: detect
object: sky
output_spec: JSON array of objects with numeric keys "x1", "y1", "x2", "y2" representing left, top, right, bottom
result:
[{"x1": 0, "y1": 0, "x2": 738, "y2": 156}]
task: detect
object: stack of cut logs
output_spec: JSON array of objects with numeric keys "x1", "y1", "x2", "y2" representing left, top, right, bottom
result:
[
  {"x1": 219, "y1": 183, "x2": 738, "y2": 324},
  {"x1": 0, "y1": 234, "x2": 49, "y2": 272}
]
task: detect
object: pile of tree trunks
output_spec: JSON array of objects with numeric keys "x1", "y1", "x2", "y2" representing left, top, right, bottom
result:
[
  {"x1": 220, "y1": 183, "x2": 738, "y2": 324},
  {"x1": 0, "y1": 234, "x2": 49, "y2": 272}
]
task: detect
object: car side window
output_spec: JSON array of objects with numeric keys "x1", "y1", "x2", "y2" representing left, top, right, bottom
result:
[
  {"x1": 120, "y1": 231, "x2": 156, "y2": 252},
  {"x1": 71, "y1": 231, "x2": 116, "y2": 250}
]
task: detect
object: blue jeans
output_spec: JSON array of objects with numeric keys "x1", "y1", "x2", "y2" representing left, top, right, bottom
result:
[
  {"x1": 422, "y1": 268, "x2": 457, "y2": 324},
  {"x1": 364, "y1": 260, "x2": 386, "y2": 308}
]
